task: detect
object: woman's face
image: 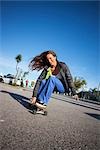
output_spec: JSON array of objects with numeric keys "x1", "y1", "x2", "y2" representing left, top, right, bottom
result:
[{"x1": 46, "y1": 53, "x2": 57, "y2": 67}]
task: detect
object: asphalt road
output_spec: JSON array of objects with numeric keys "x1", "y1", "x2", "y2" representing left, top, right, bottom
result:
[{"x1": 0, "y1": 83, "x2": 100, "y2": 150}]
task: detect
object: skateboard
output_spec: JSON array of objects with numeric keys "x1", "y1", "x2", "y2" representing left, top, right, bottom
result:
[
  {"x1": 32, "y1": 107, "x2": 48, "y2": 116},
  {"x1": 29, "y1": 102, "x2": 48, "y2": 116}
]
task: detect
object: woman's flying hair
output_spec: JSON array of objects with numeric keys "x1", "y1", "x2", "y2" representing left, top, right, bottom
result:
[{"x1": 29, "y1": 50, "x2": 57, "y2": 71}]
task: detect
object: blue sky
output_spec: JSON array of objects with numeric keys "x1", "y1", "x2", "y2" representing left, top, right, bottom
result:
[{"x1": 0, "y1": 1, "x2": 99, "y2": 90}]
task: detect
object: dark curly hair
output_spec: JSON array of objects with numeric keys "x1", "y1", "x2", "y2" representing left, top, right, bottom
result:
[{"x1": 29, "y1": 50, "x2": 57, "y2": 71}]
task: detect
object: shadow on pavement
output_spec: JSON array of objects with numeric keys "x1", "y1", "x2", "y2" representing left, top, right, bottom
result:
[
  {"x1": 52, "y1": 95, "x2": 100, "y2": 112},
  {"x1": 85, "y1": 113, "x2": 100, "y2": 121},
  {"x1": 0, "y1": 90, "x2": 35, "y2": 111}
]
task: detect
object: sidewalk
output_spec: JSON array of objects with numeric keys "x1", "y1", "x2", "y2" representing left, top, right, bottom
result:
[
  {"x1": 79, "y1": 98, "x2": 100, "y2": 105},
  {"x1": 54, "y1": 92, "x2": 100, "y2": 105}
]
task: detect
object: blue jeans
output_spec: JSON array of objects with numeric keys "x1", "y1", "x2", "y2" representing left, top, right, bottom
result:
[{"x1": 37, "y1": 76, "x2": 65, "y2": 105}]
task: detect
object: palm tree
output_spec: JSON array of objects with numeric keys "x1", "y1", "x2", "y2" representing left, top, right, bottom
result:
[
  {"x1": 15, "y1": 54, "x2": 22, "y2": 83},
  {"x1": 15, "y1": 54, "x2": 22, "y2": 73}
]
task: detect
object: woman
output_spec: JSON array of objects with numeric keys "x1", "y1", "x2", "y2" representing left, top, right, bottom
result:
[{"x1": 29, "y1": 50, "x2": 78, "y2": 113}]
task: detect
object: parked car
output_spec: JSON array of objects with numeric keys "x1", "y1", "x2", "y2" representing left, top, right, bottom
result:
[
  {"x1": 0, "y1": 75, "x2": 4, "y2": 82},
  {"x1": 1, "y1": 74, "x2": 21, "y2": 86},
  {"x1": 4, "y1": 74, "x2": 15, "y2": 79},
  {"x1": 3, "y1": 74, "x2": 15, "y2": 84},
  {"x1": 16, "y1": 79, "x2": 21, "y2": 86}
]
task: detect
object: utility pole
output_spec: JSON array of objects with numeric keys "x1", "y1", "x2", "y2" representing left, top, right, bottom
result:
[{"x1": 97, "y1": 82, "x2": 100, "y2": 101}]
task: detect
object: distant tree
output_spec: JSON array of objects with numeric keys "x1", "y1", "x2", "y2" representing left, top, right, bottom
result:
[
  {"x1": 22, "y1": 71, "x2": 29, "y2": 79},
  {"x1": 31, "y1": 80, "x2": 35, "y2": 87},
  {"x1": 74, "y1": 77, "x2": 87, "y2": 91},
  {"x1": 20, "y1": 71, "x2": 29, "y2": 87},
  {"x1": 88, "y1": 88, "x2": 99, "y2": 101},
  {"x1": 91, "y1": 88, "x2": 97, "y2": 93}
]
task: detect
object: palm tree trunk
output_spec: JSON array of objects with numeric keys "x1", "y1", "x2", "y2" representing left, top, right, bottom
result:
[{"x1": 14, "y1": 63, "x2": 18, "y2": 84}]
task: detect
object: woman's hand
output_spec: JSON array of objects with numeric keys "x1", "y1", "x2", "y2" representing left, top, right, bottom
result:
[
  {"x1": 72, "y1": 94, "x2": 79, "y2": 100},
  {"x1": 31, "y1": 97, "x2": 36, "y2": 104}
]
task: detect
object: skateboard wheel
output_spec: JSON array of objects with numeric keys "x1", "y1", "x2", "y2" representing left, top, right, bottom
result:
[
  {"x1": 32, "y1": 109, "x2": 37, "y2": 115},
  {"x1": 44, "y1": 111, "x2": 48, "y2": 116}
]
